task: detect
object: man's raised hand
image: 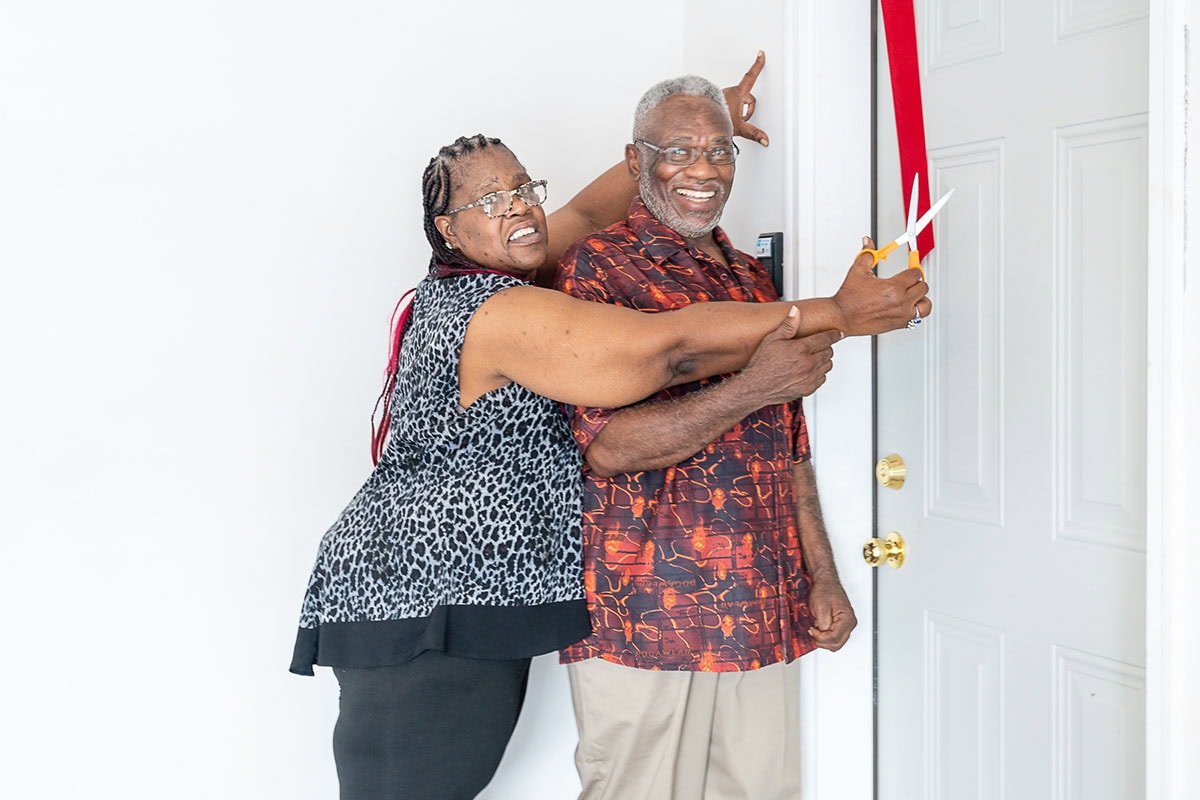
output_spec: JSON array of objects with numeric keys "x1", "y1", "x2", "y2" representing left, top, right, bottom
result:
[{"x1": 723, "y1": 51, "x2": 769, "y2": 147}]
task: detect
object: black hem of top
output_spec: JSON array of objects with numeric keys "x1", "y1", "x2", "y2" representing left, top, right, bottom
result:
[{"x1": 290, "y1": 599, "x2": 591, "y2": 676}]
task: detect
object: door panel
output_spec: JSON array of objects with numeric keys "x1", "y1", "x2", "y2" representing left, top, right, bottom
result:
[{"x1": 874, "y1": 2, "x2": 1149, "y2": 797}]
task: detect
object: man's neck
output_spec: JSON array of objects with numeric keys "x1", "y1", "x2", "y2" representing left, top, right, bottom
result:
[{"x1": 685, "y1": 232, "x2": 729, "y2": 268}]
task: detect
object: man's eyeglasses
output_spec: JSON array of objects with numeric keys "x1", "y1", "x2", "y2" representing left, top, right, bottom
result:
[
  {"x1": 445, "y1": 179, "x2": 549, "y2": 219},
  {"x1": 634, "y1": 139, "x2": 739, "y2": 167}
]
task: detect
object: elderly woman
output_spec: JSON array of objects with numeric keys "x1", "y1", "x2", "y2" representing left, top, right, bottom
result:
[{"x1": 291, "y1": 61, "x2": 928, "y2": 800}]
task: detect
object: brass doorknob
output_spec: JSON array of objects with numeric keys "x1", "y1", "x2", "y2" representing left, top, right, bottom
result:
[
  {"x1": 863, "y1": 531, "x2": 906, "y2": 568},
  {"x1": 876, "y1": 454, "x2": 907, "y2": 489}
]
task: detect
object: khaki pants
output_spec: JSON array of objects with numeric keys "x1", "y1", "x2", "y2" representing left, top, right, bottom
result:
[{"x1": 567, "y1": 658, "x2": 801, "y2": 800}]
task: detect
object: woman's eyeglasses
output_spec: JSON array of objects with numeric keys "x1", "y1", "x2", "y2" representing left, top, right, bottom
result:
[{"x1": 445, "y1": 179, "x2": 549, "y2": 219}]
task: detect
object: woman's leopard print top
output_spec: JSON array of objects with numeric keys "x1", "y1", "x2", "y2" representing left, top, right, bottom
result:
[{"x1": 296, "y1": 272, "x2": 584, "y2": 629}]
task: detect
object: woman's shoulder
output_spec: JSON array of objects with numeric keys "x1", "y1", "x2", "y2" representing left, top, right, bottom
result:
[
  {"x1": 412, "y1": 271, "x2": 530, "y2": 329},
  {"x1": 420, "y1": 270, "x2": 525, "y2": 299}
]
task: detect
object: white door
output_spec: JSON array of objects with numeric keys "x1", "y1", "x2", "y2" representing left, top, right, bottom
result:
[{"x1": 873, "y1": 3, "x2": 1150, "y2": 798}]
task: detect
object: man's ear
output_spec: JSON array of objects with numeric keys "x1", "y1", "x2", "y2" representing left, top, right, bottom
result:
[
  {"x1": 625, "y1": 143, "x2": 641, "y2": 181},
  {"x1": 434, "y1": 215, "x2": 457, "y2": 249}
]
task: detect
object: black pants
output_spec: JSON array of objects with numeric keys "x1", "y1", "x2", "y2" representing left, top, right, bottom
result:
[{"x1": 332, "y1": 651, "x2": 532, "y2": 800}]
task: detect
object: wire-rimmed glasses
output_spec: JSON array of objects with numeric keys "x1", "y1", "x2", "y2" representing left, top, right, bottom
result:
[
  {"x1": 634, "y1": 139, "x2": 739, "y2": 167},
  {"x1": 445, "y1": 179, "x2": 549, "y2": 218}
]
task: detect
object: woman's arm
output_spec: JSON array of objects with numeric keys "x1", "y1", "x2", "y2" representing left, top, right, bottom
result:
[
  {"x1": 460, "y1": 287, "x2": 831, "y2": 409},
  {"x1": 582, "y1": 327, "x2": 837, "y2": 476},
  {"x1": 538, "y1": 162, "x2": 634, "y2": 286},
  {"x1": 534, "y1": 52, "x2": 771, "y2": 286},
  {"x1": 460, "y1": 243, "x2": 929, "y2": 409}
]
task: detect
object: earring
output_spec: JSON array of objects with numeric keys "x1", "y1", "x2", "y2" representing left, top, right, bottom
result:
[{"x1": 444, "y1": 240, "x2": 455, "y2": 250}]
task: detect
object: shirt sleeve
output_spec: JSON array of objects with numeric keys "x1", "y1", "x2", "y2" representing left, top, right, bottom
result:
[
  {"x1": 554, "y1": 235, "x2": 616, "y2": 306},
  {"x1": 791, "y1": 398, "x2": 812, "y2": 464}
]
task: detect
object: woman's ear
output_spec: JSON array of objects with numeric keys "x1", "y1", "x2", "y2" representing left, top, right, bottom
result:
[{"x1": 434, "y1": 215, "x2": 457, "y2": 250}]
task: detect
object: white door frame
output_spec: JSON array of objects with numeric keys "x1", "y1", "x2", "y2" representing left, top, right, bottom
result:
[
  {"x1": 1145, "y1": 2, "x2": 1199, "y2": 798},
  {"x1": 787, "y1": 1, "x2": 1198, "y2": 797}
]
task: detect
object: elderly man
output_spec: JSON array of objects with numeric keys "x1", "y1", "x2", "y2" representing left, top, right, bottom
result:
[{"x1": 555, "y1": 75, "x2": 930, "y2": 798}]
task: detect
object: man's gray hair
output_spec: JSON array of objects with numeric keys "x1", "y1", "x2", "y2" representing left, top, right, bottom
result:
[{"x1": 632, "y1": 75, "x2": 730, "y2": 140}]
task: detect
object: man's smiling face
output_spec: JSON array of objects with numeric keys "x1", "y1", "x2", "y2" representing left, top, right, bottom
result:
[{"x1": 631, "y1": 94, "x2": 735, "y2": 242}]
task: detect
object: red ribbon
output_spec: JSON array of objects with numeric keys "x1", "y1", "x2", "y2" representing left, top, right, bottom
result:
[
  {"x1": 370, "y1": 288, "x2": 416, "y2": 465},
  {"x1": 881, "y1": 0, "x2": 935, "y2": 256}
]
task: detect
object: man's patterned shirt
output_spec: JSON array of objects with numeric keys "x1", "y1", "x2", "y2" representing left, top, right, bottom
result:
[{"x1": 556, "y1": 198, "x2": 819, "y2": 672}]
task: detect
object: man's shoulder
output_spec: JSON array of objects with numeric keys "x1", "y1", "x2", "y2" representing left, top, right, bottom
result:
[
  {"x1": 558, "y1": 217, "x2": 644, "y2": 279},
  {"x1": 565, "y1": 218, "x2": 639, "y2": 257}
]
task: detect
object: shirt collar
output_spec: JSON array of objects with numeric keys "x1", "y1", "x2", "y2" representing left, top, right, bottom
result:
[{"x1": 626, "y1": 197, "x2": 739, "y2": 267}]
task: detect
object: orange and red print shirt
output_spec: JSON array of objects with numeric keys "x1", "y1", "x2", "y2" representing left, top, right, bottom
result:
[{"x1": 556, "y1": 198, "x2": 818, "y2": 672}]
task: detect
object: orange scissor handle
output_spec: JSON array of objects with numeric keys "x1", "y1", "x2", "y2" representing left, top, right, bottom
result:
[
  {"x1": 907, "y1": 248, "x2": 925, "y2": 279},
  {"x1": 858, "y1": 241, "x2": 927, "y2": 279},
  {"x1": 858, "y1": 239, "x2": 900, "y2": 266}
]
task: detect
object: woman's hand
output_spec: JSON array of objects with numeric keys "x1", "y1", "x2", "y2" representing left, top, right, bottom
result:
[
  {"x1": 830, "y1": 236, "x2": 933, "y2": 336},
  {"x1": 723, "y1": 51, "x2": 769, "y2": 147}
]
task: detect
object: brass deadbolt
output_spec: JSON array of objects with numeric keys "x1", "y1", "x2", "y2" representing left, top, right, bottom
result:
[{"x1": 876, "y1": 454, "x2": 907, "y2": 490}]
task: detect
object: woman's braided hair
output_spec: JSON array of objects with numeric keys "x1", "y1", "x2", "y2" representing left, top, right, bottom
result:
[
  {"x1": 421, "y1": 133, "x2": 507, "y2": 273},
  {"x1": 371, "y1": 135, "x2": 519, "y2": 464}
]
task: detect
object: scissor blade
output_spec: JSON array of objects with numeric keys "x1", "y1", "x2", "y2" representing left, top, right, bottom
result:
[
  {"x1": 902, "y1": 172, "x2": 921, "y2": 241},
  {"x1": 904, "y1": 174, "x2": 920, "y2": 244},
  {"x1": 912, "y1": 188, "x2": 955, "y2": 236}
]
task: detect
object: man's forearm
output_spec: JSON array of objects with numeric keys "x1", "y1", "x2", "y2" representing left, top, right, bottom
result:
[
  {"x1": 793, "y1": 460, "x2": 840, "y2": 583},
  {"x1": 583, "y1": 374, "x2": 766, "y2": 477},
  {"x1": 583, "y1": 309, "x2": 839, "y2": 478},
  {"x1": 794, "y1": 458, "x2": 857, "y2": 649}
]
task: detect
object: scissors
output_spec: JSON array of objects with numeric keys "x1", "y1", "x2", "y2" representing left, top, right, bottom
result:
[{"x1": 860, "y1": 174, "x2": 954, "y2": 279}]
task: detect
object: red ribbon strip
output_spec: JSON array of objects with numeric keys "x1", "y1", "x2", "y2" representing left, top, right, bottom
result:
[
  {"x1": 881, "y1": 0, "x2": 935, "y2": 256},
  {"x1": 370, "y1": 288, "x2": 416, "y2": 465}
]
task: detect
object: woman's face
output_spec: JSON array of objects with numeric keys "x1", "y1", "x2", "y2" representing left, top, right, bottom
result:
[{"x1": 434, "y1": 147, "x2": 548, "y2": 280}]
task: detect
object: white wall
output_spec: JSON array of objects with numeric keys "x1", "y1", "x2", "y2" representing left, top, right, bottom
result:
[
  {"x1": 0, "y1": 3, "x2": 692, "y2": 797},
  {"x1": 682, "y1": 3, "x2": 789, "y2": 252}
]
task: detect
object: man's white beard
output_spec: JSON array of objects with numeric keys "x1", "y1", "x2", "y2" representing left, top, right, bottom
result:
[{"x1": 639, "y1": 174, "x2": 723, "y2": 240}]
